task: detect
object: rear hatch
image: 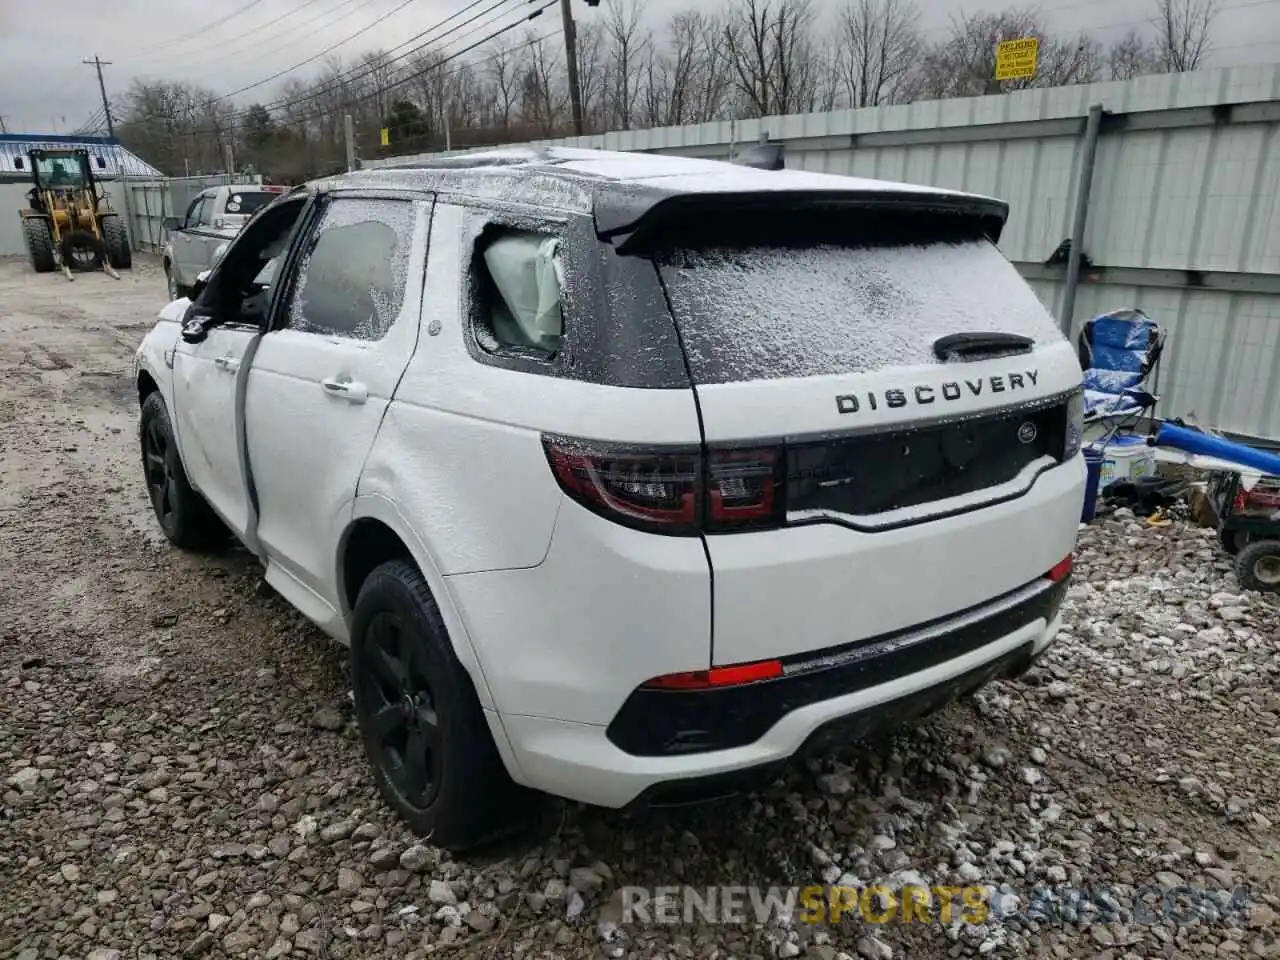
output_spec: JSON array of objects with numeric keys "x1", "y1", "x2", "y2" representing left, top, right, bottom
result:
[{"x1": 637, "y1": 192, "x2": 1084, "y2": 665}]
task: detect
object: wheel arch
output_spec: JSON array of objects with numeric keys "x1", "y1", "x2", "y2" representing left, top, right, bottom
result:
[
  {"x1": 137, "y1": 368, "x2": 160, "y2": 406},
  {"x1": 340, "y1": 497, "x2": 499, "y2": 711}
]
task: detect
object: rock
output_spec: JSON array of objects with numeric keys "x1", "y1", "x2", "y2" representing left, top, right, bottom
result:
[
  {"x1": 370, "y1": 847, "x2": 400, "y2": 871},
  {"x1": 310, "y1": 707, "x2": 343, "y2": 731},
  {"x1": 294, "y1": 929, "x2": 326, "y2": 954},
  {"x1": 1046, "y1": 681, "x2": 1071, "y2": 701},
  {"x1": 817, "y1": 772, "x2": 852, "y2": 795},
  {"x1": 87, "y1": 951, "x2": 122, "y2": 960},
  {"x1": 222, "y1": 931, "x2": 257, "y2": 955},
  {"x1": 7, "y1": 767, "x2": 40, "y2": 790},
  {"x1": 856, "y1": 935, "x2": 893, "y2": 960},
  {"x1": 466, "y1": 908, "x2": 495, "y2": 933},
  {"x1": 570, "y1": 866, "x2": 606, "y2": 893},
  {"x1": 336, "y1": 868, "x2": 363, "y2": 894},
  {"x1": 400, "y1": 844, "x2": 432, "y2": 872},
  {"x1": 319, "y1": 819, "x2": 355, "y2": 842},
  {"x1": 1030, "y1": 746, "x2": 1048, "y2": 765},
  {"x1": 779, "y1": 941, "x2": 801, "y2": 958},
  {"x1": 208, "y1": 914, "x2": 231, "y2": 931},
  {"x1": 60, "y1": 863, "x2": 82, "y2": 882},
  {"x1": 428, "y1": 879, "x2": 457, "y2": 905},
  {"x1": 184, "y1": 936, "x2": 215, "y2": 958}
]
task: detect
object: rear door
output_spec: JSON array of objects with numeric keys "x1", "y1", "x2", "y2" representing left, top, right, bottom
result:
[
  {"x1": 243, "y1": 191, "x2": 429, "y2": 615},
  {"x1": 648, "y1": 196, "x2": 1085, "y2": 665}
]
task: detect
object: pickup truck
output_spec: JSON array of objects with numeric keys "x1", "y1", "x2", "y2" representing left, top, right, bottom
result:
[{"x1": 162, "y1": 184, "x2": 286, "y2": 300}]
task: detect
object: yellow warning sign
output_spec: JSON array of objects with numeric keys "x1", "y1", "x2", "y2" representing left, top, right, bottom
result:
[
  {"x1": 995, "y1": 37, "x2": 1039, "y2": 81},
  {"x1": 379, "y1": 127, "x2": 390, "y2": 147}
]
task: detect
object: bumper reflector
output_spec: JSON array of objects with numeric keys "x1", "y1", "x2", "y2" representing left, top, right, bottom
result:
[
  {"x1": 642, "y1": 659, "x2": 783, "y2": 690},
  {"x1": 1047, "y1": 555, "x2": 1073, "y2": 582}
]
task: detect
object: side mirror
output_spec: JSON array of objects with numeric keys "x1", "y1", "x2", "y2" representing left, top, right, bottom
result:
[
  {"x1": 212, "y1": 243, "x2": 229, "y2": 264},
  {"x1": 190, "y1": 272, "x2": 211, "y2": 301},
  {"x1": 181, "y1": 308, "x2": 222, "y2": 344},
  {"x1": 163, "y1": 216, "x2": 182, "y2": 232}
]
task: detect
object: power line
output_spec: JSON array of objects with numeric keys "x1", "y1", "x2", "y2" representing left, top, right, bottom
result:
[
  {"x1": 240, "y1": 0, "x2": 532, "y2": 121},
  {"x1": 147, "y1": 0, "x2": 532, "y2": 133},
  {"x1": 125, "y1": 0, "x2": 338, "y2": 65},
  {"x1": 149, "y1": 12, "x2": 556, "y2": 140},
  {"x1": 167, "y1": 0, "x2": 377, "y2": 77},
  {"x1": 125, "y1": 0, "x2": 269, "y2": 54},
  {"x1": 206, "y1": 0, "x2": 429, "y2": 103}
]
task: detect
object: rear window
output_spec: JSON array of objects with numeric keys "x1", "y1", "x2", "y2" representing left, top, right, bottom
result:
[
  {"x1": 656, "y1": 240, "x2": 1064, "y2": 384},
  {"x1": 224, "y1": 191, "x2": 277, "y2": 216}
]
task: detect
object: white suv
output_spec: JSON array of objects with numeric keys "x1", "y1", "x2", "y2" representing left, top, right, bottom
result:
[{"x1": 134, "y1": 147, "x2": 1085, "y2": 849}]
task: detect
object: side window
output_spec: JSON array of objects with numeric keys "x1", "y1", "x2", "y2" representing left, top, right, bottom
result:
[
  {"x1": 282, "y1": 197, "x2": 413, "y2": 341},
  {"x1": 471, "y1": 227, "x2": 565, "y2": 358},
  {"x1": 183, "y1": 197, "x2": 204, "y2": 229},
  {"x1": 198, "y1": 196, "x2": 216, "y2": 226}
]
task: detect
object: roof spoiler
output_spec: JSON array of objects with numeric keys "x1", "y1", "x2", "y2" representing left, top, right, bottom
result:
[{"x1": 731, "y1": 142, "x2": 785, "y2": 171}]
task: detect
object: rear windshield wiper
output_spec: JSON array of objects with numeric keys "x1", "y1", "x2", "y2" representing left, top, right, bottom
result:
[{"x1": 933, "y1": 332, "x2": 1035, "y2": 362}]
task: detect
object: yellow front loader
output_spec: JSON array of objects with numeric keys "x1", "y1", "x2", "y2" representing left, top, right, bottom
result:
[{"x1": 18, "y1": 148, "x2": 132, "y2": 280}]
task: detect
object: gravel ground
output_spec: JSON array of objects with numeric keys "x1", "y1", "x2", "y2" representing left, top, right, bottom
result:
[{"x1": 1, "y1": 255, "x2": 1278, "y2": 960}]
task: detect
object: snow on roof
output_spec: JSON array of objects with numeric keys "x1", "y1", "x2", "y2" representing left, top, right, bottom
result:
[{"x1": 0, "y1": 133, "x2": 164, "y2": 179}]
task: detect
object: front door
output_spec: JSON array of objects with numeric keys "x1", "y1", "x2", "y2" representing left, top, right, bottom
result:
[
  {"x1": 170, "y1": 324, "x2": 257, "y2": 538},
  {"x1": 244, "y1": 193, "x2": 429, "y2": 618},
  {"x1": 168, "y1": 193, "x2": 313, "y2": 542}
]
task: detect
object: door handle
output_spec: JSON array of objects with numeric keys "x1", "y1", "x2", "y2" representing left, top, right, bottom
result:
[
  {"x1": 214, "y1": 356, "x2": 240, "y2": 374},
  {"x1": 321, "y1": 377, "x2": 368, "y2": 404}
]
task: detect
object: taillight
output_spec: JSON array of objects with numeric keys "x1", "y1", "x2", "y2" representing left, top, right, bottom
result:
[
  {"x1": 1047, "y1": 555, "x2": 1073, "y2": 582},
  {"x1": 642, "y1": 658, "x2": 783, "y2": 690},
  {"x1": 544, "y1": 439, "x2": 700, "y2": 534},
  {"x1": 542, "y1": 437, "x2": 785, "y2": 535},
  {"x1": 706, "y1": 448, "x2": 781, "y2": 530},
  {"x1": 1063, "y1": 390, "x2": 1084, "y2": 460}
]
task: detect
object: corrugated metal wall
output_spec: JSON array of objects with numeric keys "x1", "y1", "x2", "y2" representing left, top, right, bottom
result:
[{"x1": 375, "y1": 64, "x2": 1280, "y2": 441}]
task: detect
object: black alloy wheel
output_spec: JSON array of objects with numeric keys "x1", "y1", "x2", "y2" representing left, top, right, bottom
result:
[{"x1": 359, "y1": 610, "x2": 443, "y2": 810}]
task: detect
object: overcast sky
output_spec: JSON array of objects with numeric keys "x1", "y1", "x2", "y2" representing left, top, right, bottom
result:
[{"x1": 1, "y1": 0, "x2": 1277, "y2": 134}]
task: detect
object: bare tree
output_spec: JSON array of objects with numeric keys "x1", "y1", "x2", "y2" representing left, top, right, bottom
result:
[
  {"x1": 834, "y1": 0, "x2": 921, "y2": 108},
  {"x1": 487, "y1": 37, "x2": 519, "y2": 131},
  {"x1": 1107, "y1": 29, "x2": 1163, "y2": 79},
  {"x1": 906, "y1": 9, "x2": 1099, "y2": 99},
  {"x1": 1152, "y1": 0, "x2": 1220, "y2": 71},
  {"x1": 723, "y1": 0, "x2": 820, "y2": 117},
  {"x1": 601, "y1": 0, "x2": 652, "y2": 130}
]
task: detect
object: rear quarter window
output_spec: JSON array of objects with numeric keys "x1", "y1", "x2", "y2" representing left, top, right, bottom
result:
[
  {"x1": 656, "y1": 240, "x2": 1064, "y2": 384},
  {"x1": 225, "y1": 191, "x2": 276, "y2": 216}
]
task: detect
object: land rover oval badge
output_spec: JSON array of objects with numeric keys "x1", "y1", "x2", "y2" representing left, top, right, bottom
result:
[{"x1": 1017, "y1": 421, "x2": 1038, "y2": 444}]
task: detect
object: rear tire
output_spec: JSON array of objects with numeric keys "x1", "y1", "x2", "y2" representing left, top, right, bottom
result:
[
  {"x1": 101, "y1": 214, "x2": 132, "y2": 269},
  {"x1": 60, "y1": 229, "x2": 104, "y2": 272},
  {"x1": 22, "y1": 217, "x2": 56, "y2": 273},
  {"x1": 139, "y1": 392, "x2": 228, "y2": 550},
  {"x1": 349, "y1": 559, "x2": 531, "y2": 851},
  {"x1": 1235, "y1": 539, "x2": 1280, "y2": 594}
]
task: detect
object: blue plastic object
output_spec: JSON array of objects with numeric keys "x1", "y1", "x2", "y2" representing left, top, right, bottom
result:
[
  {"x1": 1152, "y1": 423, "x2": 1280, "y2": 476},
  {"x1": 1082, "y1": 447, "x2": 1104, "y2": 522},
  {"x1": 1080, "y1": 309, "x2": 1163, "y2": 421}
]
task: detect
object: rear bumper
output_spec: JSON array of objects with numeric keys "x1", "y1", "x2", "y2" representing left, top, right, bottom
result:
[
  {"x1": 498, "y1": 585, "x2": 1065, "y2": 809},
  {"x1": 607, "y1": 576, "x2": 1067, "y2": 757}
]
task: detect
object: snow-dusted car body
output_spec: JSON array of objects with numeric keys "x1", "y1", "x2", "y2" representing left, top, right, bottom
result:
[{"x1": 134, "y1": 147, "x2": 1085, "y2": 848}]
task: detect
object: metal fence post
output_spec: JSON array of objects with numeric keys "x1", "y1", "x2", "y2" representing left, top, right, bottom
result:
[{"x1": 1061, "y1": 102, "x2": 1104, "y2": 339}]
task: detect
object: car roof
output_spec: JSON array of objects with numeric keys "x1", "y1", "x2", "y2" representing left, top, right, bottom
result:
[{"x1": 314, "y1": 146, "x2": 1008, "y2": 236}]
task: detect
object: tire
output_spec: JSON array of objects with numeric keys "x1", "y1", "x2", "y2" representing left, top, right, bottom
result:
[
  {"x1": 101, "y1": 214, "x2": 132, "y2": 269},
  {"x1": 60, "y1": 229, "x2": 104, "y2": 272},
  {"x1": 22, "y1": 217, "x2": 55, "y2": 273},
  {"x1": 1219, "y1": 527, "x2": 1248, "y2": 555},
  {"x1": 138, "y1": 392, "x2": 228, "y2": 550},
  {"x1": 350, "y1": 559, "x2": 530, "y2": 851},
  {"x1": 1235, "y1": 539, "x2": 1280, "y2": 594}
]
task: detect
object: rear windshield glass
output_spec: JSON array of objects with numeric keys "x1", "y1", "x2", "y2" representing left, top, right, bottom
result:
[
  {"x1": 656, "y1": 240, "x2": 1064, "y2": 384},
  {"x1": 225, "y1": 192, "x2": 276, "y2": 216}
]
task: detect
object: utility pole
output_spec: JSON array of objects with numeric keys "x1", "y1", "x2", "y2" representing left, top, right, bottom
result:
[
  {"x1": 344, "y1": 114, "x2": 357, "y2": 172},
  {"x1": 560, "y1": 0, "x2": 584, "y2": 136},
  {"x1": 83, "y1": 56, "x2": 117, "y2": 138},
  {"x1": 83, "y1": 55, "x2": 135, "y2": 254}
]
